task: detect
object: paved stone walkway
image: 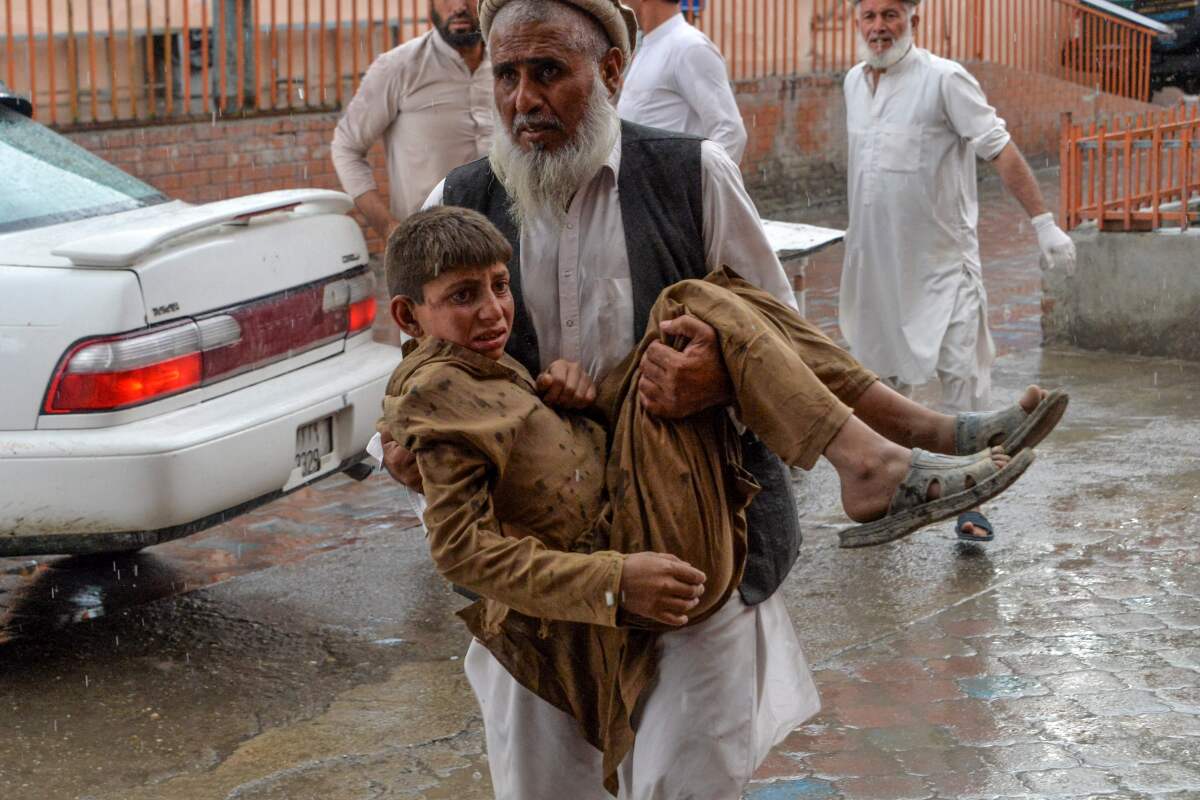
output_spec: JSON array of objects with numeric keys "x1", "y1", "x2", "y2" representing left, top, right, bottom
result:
[{"x1": 744, "y1": 171, "x2": 1200, "y2": 799}]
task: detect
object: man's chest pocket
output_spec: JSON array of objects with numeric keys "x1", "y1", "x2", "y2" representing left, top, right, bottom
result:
[{"x1": 877, "y1": 125, "x2": 922, "y2": 173}]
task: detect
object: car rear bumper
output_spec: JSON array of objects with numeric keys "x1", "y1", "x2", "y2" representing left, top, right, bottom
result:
[{"x1": 0, "y1": 340, "x2": 400, "y2": 555}]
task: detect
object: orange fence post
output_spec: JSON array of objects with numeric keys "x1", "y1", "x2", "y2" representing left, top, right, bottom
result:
[
  {"x1": 22, "y1": 0, "x2": 33, "y2": 118},
  {"x1": 69, "y1": 0, "x2": 81, "y2": 122},
  {"x1": 270, "y1": 0, "x2": 278, "y2": 109},
  {"x1": 164, "y1": 0, "x2": 173, "y2": 118},
  {"x1": 334, "y1": 0, "x2": 342, "y2": 105},
  {"x1": 109, "y1": 0, "x2": 119, "y2": 119},
  {"x1": 1065, "y1": 110, "x2": 1075, "y2": 227},
  {"x1": 202, "y1": 0, "x2": 211, "y2": 113},
  {"x1": 350, "y1": 0, "x2": 358, "y2": 94},
  {"x1": 45, "y1": 0, "x2": 56, "y2": 124}
]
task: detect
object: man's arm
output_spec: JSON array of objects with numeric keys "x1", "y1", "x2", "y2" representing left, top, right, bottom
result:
[
  {"x1": 943, "y1": 66, "x2": 1076, "y2": 274},
  {"x1": 331, "y1": 53, "x2": 404, "y2": 239},
  {"x1": 991, "y1": 142, "x2": 1076, "y2": 273},
  {"x1": 676, "y1": 42, "x2": 747, "y2": 164},
  {"x1": 354, "y1": 189, "x2": 400, "y2": 241},
  {"x1": 991, "y1": 141, "x2": 1047, "y2": 218}
]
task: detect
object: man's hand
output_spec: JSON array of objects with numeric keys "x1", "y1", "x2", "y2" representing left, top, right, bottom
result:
[
  {"x1": 354, "y1": 189, "x2": 399, "y2": 241},
  {"x1": 619, "y1": 552, "x2": 706, "y2": 627},
  {"x1": 536, "y1": 359, "x2": 597, "y2": 409},
  {"x1": 1032, "y1": 212, "x2": 1076, "y2": 276},
  {"x1": 380, "y1": 429, "x2": 424, "y2": 494},
  {"x1": 637, "y1": 314, "x2": 733, "y2": 418}
]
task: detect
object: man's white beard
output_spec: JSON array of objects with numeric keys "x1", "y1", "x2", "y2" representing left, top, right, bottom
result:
[
  {"x1": 489, "y1": 74, "x2": 619, "y2": 229},
  {"x1": 859, "y1": 24, "x2": 913, "y2": 70}
]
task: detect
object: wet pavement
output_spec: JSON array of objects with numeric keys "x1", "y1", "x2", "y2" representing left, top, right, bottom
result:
[{"x1": 2, "y1": 171, "x2": 1199, "y2": 799}]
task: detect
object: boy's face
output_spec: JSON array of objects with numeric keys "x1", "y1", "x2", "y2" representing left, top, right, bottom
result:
[{"x1": 391, "y1": 262, "x2": 515, "y2": 360}]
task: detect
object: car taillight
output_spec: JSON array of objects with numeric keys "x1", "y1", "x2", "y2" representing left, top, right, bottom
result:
[
  {"x1": 44, "y1": 268, "x2": 378, "y2": 414},
  {"x1": 346, "y1": 272, "x2": 377, "y2": 334},
  {"x1": 44, "y1": 323, "x2": 207, "y2": 413}
]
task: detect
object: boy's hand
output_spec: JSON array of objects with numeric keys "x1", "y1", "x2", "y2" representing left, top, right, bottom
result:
[
  {"x1": 536, "y1": 359, "x2": 598, "y2": 409},
  {"x1": 619, "y1": 552, "x2": 706, "y2": 627},
  {"x1": 381, "y1": 430, "x2": 424, "y2": 494}
]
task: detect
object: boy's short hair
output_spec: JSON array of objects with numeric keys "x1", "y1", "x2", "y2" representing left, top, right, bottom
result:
[{"x1": 384, "y1": 206, "x2": 513, "y2": 302}]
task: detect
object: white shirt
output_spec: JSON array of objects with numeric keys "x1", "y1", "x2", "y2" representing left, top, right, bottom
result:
[
  {"x1": 617, "y1": 14, "x2": 747, "y2": 164},
  {"x1": 839, "y1": 46, "x2": 1010, "y2": 385},
  {"x1": 331, "y1": 31, "x2": 493, "y2": 220},
  {"x1": 427, "y1": 138, "x2": 794, "y2": 381}
]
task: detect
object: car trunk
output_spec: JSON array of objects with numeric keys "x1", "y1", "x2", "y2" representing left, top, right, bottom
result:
[{"x1": 1, "y1": 191, "x2": 374, "y2": 430}]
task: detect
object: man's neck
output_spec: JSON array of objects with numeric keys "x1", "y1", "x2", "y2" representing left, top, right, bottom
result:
[
  {"x1": 640, "y1": 5, "x2": 681, "y2": 36},
  {"x1": 456, "y1": 41, "x2": 486, "y2": 73},
  {"x1": 864, "y1": 43, "x2": 912, "y2": 92}
]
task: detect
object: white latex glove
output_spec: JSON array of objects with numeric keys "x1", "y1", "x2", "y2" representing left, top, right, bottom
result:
[{"x1": 1032, "y1": 212, "x2": 1076, "y2": 276}]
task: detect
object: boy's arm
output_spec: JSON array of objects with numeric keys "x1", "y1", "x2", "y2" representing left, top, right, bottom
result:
[{"x1": 417, "y1": 439, "x2": 625, "y2": 627}]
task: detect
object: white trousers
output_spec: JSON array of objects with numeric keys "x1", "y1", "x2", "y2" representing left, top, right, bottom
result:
[
  {"x1": 887, "y1": 271, "x2": 995, "y2": 413},
  {"x1": 464, "y1": 592, "x2": 820, "y2": 800}
]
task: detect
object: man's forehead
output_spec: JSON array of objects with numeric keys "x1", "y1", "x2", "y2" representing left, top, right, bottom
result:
[
  {"x1": 857, "y1": 0, "x2": 913, "y2": 12},
  {"x1": 490, "y1": 22, "x2": 578, "y2": 63}
]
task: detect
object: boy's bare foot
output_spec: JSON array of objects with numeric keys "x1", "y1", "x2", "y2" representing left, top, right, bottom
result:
[
  {"x1": 839, "y1": 444, "x2": 1010, "y2": 523},
  {"x1": 930, "y1": 385, "x2": 1045, "y2": 454}
]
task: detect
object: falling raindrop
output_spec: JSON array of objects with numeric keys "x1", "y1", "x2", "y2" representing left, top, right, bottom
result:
[{"x1": 84, "y1": 675, "x2": 89, "y2": 688}]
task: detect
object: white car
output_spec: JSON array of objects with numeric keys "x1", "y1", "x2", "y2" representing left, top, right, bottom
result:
[{"x1": 0, "y1": 86, "x2": 400, "y2": 556}]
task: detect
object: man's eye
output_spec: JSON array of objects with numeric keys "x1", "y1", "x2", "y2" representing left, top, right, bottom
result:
[{"x1": 539, "y1": 64, "x2": 559, "y2": 81}]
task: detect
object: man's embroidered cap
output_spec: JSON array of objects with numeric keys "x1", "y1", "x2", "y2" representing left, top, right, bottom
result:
[{"x1": 479, "y1": 0, "x2": 640, "y2": 63}]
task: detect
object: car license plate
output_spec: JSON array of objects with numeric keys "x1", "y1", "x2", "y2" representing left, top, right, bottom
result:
[{"x1": 295, "y1": 417, "x2": 333, "y2": 478}]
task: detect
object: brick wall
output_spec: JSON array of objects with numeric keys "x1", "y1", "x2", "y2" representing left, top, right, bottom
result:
[
  {"x1": 735, "y1": 61, "x2": 1161, "y2": 216},
  {"x1": 65, "y1": 61, "x2": 1161, "y2": 237},
  {"x1": 66, "y1": 112, "x2": 392, "y2": 251}
]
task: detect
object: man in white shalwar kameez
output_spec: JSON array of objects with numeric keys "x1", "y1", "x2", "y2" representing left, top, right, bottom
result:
[{"x1": 840, "y1": 0, "x2": 1076, "y2": 538}]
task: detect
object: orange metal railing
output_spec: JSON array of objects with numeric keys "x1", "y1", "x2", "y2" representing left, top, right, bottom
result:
[
  {"x1": 1, "y1": 0, "x2": 809, "y2": 130},
  {"x1": 811, "y1": 0, "x2": 1158, "y2": 102},
  {"x1": 1, "y1": 0, "x2": 439, "y2": 128},
  {"x1": 684, "y1": 0, "x2": 805, "y2": 81},
  {"x1": 1061, "y1": 104, "x2": 1200, "y2": 232}
]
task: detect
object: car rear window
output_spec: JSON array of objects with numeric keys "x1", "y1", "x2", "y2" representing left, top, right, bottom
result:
[{"x1": 0, "y1": 106, "x2": 168, "y2": 234}]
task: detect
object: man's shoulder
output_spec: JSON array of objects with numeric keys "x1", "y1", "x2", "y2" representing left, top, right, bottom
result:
[
  {"x1": 620, "y1": 119, "x2": 704, "y2": 145},
  {"x1": 665, "y1": 18, "x2": 718, "y2": 52},
  {"x1": 443, "y1": 156, "x2": 497, "y2": 205},
  {"x1": 844, "y1": 62, "x2": 866, "y2": 88},
  {"x1": 372, "y1": 31, "x2": 435, "y2": 71},
  {"x1": 918, "y1": 48, "x2": 970, "y2": 80}
]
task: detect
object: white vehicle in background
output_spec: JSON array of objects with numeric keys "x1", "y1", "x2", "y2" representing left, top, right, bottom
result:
[{"x1": 0, "y1": 84, "x2": 399, "y2": 556}]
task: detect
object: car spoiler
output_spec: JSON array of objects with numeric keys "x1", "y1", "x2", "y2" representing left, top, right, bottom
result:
[{"x1": 52, "y1": 189, "x2": 355, "y2": 268}]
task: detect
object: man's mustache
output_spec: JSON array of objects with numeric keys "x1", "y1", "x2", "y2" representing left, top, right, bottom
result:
[{"x1": 512, "y1": 112, "x2": 564, "y2": 136}]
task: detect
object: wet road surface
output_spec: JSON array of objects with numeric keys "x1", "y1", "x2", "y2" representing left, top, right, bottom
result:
[{"x1": 2, "y1": 171, "x2": 1199, "y2": 799}]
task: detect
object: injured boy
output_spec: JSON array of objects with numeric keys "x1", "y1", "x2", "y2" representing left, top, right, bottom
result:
[{"x1": 377, "y1": 206, "x2": 1060, "y2": 791}]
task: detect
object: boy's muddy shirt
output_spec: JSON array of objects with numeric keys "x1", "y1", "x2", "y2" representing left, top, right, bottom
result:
[
  {"x1": 382, "y1": 337, "x2": 622, "y2": 627},
  {"x1": 380, "y1": 337, "x2": 655, "y2": 789}
]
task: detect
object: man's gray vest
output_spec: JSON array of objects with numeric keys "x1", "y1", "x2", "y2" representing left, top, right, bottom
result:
[{"x1": 443, "y1": 120, "x2": 800, "y2": 605}]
